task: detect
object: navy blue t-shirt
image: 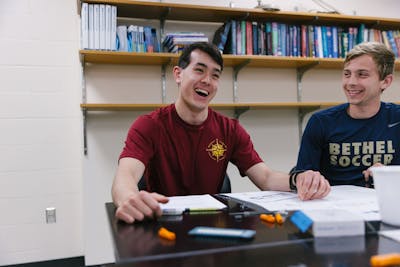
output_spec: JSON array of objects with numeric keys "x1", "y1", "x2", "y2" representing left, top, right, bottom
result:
[{"x1": 296, "y1": 102, "x2": 400, "y2": 186}]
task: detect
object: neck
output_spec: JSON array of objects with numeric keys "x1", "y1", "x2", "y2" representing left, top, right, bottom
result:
[
  {"x1": 175, "y1": 99, "x2": 208, "y2": 125},
  {"x1": 347, "y1": 101, "x2": 381, "y2": 119}
]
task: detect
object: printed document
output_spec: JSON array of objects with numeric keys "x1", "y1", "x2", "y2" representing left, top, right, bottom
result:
[{"x1": 223, "y1": 185, "x2": 380, "y2": 221}]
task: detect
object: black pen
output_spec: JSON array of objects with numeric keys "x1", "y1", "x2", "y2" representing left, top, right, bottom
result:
[{"x1": 229, "y1": 211, "x2": 261, "y2": 217}]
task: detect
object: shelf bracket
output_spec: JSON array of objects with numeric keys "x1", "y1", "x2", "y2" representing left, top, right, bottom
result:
[
  {"x1": 296, "y1": 62, "x2": 320, "y2": 145},
  {"x1": 234, "y1": 106, "x2": 250, "y2": 119},
  {"x1": 161, "y1": 64, "x2": 167, "y2": 103},
  {"x1": 232, "y1": 59, "x2": 250, "y2": 103},
  {"x1": 80, "y1": 54, "x2": 88, "y2": 155},
  {"x1": 82, "y1": 108, "x2": 88, "y2": 155}
]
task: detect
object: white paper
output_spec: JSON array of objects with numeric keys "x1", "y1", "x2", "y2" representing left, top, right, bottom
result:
[
  {"x1": 380, "y1": 229, "x2": 400, "y2": 243},
  {"x1": 160, "y1": 194, "x2": 227, "y2": 214},
  {"x1": 223, "y1": 185, "x2": 380, "y2": 221}
]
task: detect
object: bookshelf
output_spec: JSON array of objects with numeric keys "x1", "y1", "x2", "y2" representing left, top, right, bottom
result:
[{"x1": 78, "y1": 0, "x2": 400, "y2": 152}]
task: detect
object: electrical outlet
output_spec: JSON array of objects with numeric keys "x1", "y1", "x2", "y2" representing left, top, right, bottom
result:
[{"x1": 46, "y1": 207, "x2": 56, "y2": 223}]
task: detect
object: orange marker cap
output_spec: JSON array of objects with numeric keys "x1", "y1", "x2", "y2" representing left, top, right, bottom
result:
[
  {"x1": 370, "y1": 253, "x2": 400, "y2": 266},
  {"x1": 260, "y1": 213, "x2": 276, "y2": 223},
  {"x1": 158, "y1": 227, "x2": 176, "y2": 241},
  {"x1": 275, "y1": 213, "x2": 284, "y2": 224}
]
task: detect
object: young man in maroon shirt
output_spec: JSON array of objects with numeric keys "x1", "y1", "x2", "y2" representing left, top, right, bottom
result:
[{"x1": 112, "y1": 42, "x2": 330, "y2": 223}]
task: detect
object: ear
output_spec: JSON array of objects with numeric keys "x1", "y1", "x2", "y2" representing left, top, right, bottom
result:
[
  {"x1": 173, "y1": 66, "x2": 182, "y2": 84},
  {"x1": 380, "y1": 74, "x2": 393, "y2": 93}
]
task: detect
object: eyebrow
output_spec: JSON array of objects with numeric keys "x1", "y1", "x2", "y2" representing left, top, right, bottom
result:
[
  {"x1": 343, "y1": 68, "x2": 370, "y2": 72},
  {"x1": 195, "y1": 62, "x2": 222, "y2": 74}
]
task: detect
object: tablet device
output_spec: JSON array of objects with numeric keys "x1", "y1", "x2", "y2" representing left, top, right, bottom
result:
[{"x1": 188, "y1": 226, "x2": 256, "y2": 239}]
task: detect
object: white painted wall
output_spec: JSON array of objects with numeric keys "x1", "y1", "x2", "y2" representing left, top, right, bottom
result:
[
  {"x1": 0, "y1": 0, "x2": 399, "y2": 266},
  {"x1": 0, "y1": 0, "x2": 83, "y2": 265}
]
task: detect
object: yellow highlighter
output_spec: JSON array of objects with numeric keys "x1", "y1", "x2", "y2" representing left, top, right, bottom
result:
[{"x1": 370, "y1": 253, "x2": 400, "y2": 266}]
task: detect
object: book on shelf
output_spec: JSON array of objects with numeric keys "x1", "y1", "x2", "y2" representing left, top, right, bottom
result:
[
  {"x1": 127, "y1": 25, "x2": 138, "y2": 52},
  {"x1": 117, "y1": 25, "x2": 128, "y2": 52},
  {"x1": 93, "y1": 4, "x2": 100, "y2": 50},
  {"x1": 241, "y1": 21, "x2": 247, "y2": 55},
  {"x1": 88, "y1": 4, "x2": 94, "y2": 49},
  {"x1": 252, "y1": 21, "x2": 259, "y2": 55},
  {"x1": 229, "y1": 20, "x2": 237, "y2": 55},
  {"x1": 386, "y1": 30, "x2": 399, "y2": 58},
  {"x1": 99, "y1": 4, "x2": 106, "y2": 50},
  {"x1": 81, "y1": 2, "x2": 117, "y2": 51},
  {"x1": 332, "y1": 26, "x2": 338, "y2": 58},
  {"x1": 265, "y1": 22, "x2": 272, "y2": 55},
  {"x1": 144, "y1": 26, "x2": 154, "y2": 52},
  {"x1": 163, "y1": 32, "x2": 208, "y2": 53},
  {"x1": 212, "y1": 20, "x2": 232, "y2": 53},
  {"x1": 81, "y1": 2, "x2": 89, "y2": 49},
  {"x1": 235, "y1": 21, "x2": 242, "y2": 55},
  {"x1": 111, "y1": 6, "x2": 117, "y2": 51},
  {"x1": 210, "y1": 17, "x2": 400, "y2": 59},
  {"x1": 105, "y1": 5, "x2": 111, "y2": 50}
]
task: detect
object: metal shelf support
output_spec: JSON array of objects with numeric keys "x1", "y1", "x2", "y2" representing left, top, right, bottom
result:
[
  {"x1": 296, "y1": 62, "x2": 320, "y2": 145},
  {"x1": 232, "y1": 59, "x2": 250, "y2": 119}
]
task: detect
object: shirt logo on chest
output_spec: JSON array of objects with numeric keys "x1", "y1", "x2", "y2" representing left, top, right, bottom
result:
[{"x1": 206, "y1": 139, "x2": 227, "y2": 162}]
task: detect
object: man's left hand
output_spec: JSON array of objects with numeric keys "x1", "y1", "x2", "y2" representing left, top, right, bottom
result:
[{"x1": 296, "y1": 170, "x2": 331, "y2": 200}]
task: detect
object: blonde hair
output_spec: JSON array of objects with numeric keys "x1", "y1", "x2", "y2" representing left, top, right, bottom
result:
[{"x1": 344, "y1": 42, "x2": 395, "y2": 80}]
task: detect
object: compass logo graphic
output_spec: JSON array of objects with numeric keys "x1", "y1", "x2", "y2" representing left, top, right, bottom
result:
[{"x1": 206, "y1": 139, "x2": 227, "y2": 162}]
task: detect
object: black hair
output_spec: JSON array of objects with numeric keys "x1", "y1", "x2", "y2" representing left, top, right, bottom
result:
[{"x1": 177, "y1": 42, "x2": 224, "y2": 71}]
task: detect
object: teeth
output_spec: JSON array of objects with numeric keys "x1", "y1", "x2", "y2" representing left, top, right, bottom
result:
[
  {"x1": 195, "y1": 89, "x2": 209, "y2": 96},
  {"x1": 348, "y1": 90, "x2": 361, "y2": 95}
]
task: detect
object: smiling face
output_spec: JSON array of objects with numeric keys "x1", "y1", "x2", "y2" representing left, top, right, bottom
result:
[
  {"x1": 342, "y1": 54, "x2": 392, "y2": 118},
  {"x1": 173, "y1": 49, "x2": 222, "y2": 123}
]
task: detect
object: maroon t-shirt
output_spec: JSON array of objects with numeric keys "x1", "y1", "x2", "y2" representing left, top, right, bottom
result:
[{"x1": 120, "y1": 104, "x2": 262, "y2": 196}]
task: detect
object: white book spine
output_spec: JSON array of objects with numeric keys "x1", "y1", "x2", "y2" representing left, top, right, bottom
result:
[
  {"x1": 88, "y1": 4, "x2": 94, "y2": 49},
  {"x1": 105, "y1": 5, "x2": 111, "y2": 50},
  {"x1": 111, "y1": 6, "x2": 117, "y2": 51},
  {"x1": 99, "y1": 4, "x2": 106, "y2": 50},
  {"x1": 138, "y1": 26, "x2": 144, "y2": 52},
  {"x1": 117, "y1": 25, "x2": 128, "y2": 52},
  {"x1": 81, "y1": 3, "x2": 89, "y2": 49},
  {"x1": 94, "y1": 4, "x2": 100, "y2": 50}
]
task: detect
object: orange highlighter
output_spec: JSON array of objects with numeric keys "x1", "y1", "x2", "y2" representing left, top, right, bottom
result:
[{"x1": 370, "y1": 253, "x2": 400, "y2": 266}]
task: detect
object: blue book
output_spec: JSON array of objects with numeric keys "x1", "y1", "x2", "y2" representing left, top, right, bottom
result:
[
  {"x1": 265, "y1": 22, "x2": 272, "y2": 55},
  {"x1": 212, "y1": 20, "x2": 232, "y2": 53},
  {"x1": 386, "y1": 30, "x2": 399, "y2": 57},
  {"x1": 230, "y1": 20, "x2": 237, "y2": 55},
  {"x1": 252, "y1": 21, "x2": 258, "y2": 55},
  {"x1": 332, "y1": 26, "x2": 338, "y2": 58},
  {"x1": 326, "y1": 26, "x2": 333, "y2": 58}
]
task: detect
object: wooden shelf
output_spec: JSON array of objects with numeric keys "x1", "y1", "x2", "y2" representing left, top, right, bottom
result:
[
  {"x1": 80, "y1": 0, "x2": 400, "y2": 29},
  {"x1": 80, "y1": 50, "x2": 400, "y2": 70},
  {"x1": 80, "y1": 102, "x2": 343, "y2": 111}
]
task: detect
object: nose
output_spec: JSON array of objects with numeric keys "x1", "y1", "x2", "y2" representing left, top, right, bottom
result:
[
  {"x1": 346, "y1": 73, "x2": 357, "y2": 86},
  {"x1": 200, "y1": 74, "x2": 211, "y2": 85}
]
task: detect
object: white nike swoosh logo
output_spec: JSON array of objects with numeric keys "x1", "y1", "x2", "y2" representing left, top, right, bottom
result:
[{"x1": 388, "y1": 121, "x2": 400, "y2": 128}]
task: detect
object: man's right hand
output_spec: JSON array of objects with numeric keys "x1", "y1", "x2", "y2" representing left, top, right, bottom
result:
[{"x1": 115, "y1": 191, "x2": 169, "y2": 223}]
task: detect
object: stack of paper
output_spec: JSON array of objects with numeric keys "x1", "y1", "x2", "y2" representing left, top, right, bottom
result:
[{"x1": 303, "y1": 209, "x2": 365, "y2": 237}]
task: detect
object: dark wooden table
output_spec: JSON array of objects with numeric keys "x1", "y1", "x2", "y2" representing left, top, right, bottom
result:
[{"x1": 105, "y1": 198, "x2": 400, "y2": 267}]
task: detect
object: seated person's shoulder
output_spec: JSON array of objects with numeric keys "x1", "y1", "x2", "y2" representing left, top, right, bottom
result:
[{"x1": 312, "y1": 103, "x2": 348, "y2": 120}]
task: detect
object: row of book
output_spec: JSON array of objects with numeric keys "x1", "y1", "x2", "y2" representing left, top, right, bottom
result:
[
  {"x1": 162, "y1": 32, "x2": 208, "y2": 53},
  {"x1": 116, "y1": 25, "x2": 160, "y2": 53},
  {"x1": 81, "y1": 3, "x2": 117, "y2": 50},
  {"x1": 213, "y1": 20, "x2": 400, "y2": 58},
  {"x1": 80, "y1": 2, "x2": 399, "y2": 58}
]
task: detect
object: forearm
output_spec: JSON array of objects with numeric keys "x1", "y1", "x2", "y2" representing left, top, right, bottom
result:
[
  {"x1": 246, "y1": 163, "x2": 290, "y2": 191},
  {"x1": 112, "y1": 157, "x2": 144, "y2": 207},
  {"x1": 112, "y1": 173, "x2": 139, "y2": 207}
]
